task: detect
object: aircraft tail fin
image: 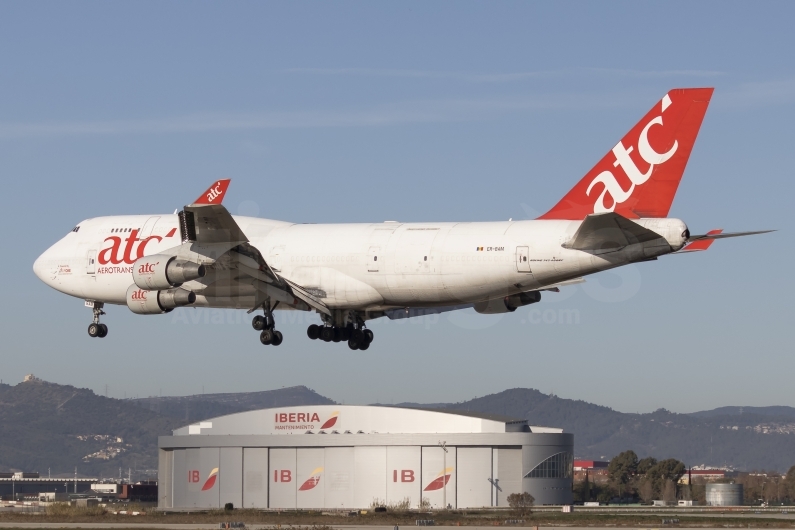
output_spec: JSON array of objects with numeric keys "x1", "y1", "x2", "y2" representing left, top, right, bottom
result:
[{"x1": 539, "y1": 88, "x2": 714, "y2": 220}]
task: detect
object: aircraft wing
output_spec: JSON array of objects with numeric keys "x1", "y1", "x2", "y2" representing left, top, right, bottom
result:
[{"x1": 178, "y1": 180, "x2": 331, "y2": 315}]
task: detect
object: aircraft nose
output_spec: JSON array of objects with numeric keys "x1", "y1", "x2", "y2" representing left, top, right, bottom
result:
[{"x1": 33, "y1": 248, "x2": 53, "y2": 283}]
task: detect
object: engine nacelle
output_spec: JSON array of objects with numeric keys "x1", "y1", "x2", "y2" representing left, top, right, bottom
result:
[
  {"x1": 474, "y1": 291, "x2": 541, "y2": 314},
  {"x1": 126, "y1": 285, "x2": 196, "y2": 315},
  {"x1": 132, "y1": 255, "x2": 205, "y2": 290}
]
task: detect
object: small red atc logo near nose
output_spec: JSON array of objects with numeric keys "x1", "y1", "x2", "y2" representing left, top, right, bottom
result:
[{"x1": 130, "y1": 289, "x2": 147, "y2": 301}]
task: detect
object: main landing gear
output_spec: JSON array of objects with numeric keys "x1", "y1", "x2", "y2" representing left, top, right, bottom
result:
[
  {"x1": 86, "y1": 302, "x2": 108, "y2": 338},
  {"x1": 252, "y1": 304, "x2": 282, "y2": 346},
  {"x1": 307, "y1": 323, "x2": 374, "y2": 350}
]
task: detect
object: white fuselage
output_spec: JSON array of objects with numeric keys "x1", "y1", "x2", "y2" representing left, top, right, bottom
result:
[{"x1": 33, "y1": 214, "x2": 688, "y2": 314}]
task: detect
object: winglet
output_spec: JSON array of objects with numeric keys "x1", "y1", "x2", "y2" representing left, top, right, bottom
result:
[
  {"x1": 193, "y1": 179, "x2": 231, "y2": 205},
  {"x1": 680, "y1": 229, "x2": 722, "y2": 252}
]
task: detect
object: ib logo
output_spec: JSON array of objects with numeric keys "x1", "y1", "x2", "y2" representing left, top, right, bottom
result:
[
  {"x1": 188, "y1": 468, "x2": 218, "y2": 491},
  {"x1": 424, "y1": 467, "x2": 454, "y2": 491},
  {"x1": 273, "y1": 467, "x2": 324, "y2": 491}
]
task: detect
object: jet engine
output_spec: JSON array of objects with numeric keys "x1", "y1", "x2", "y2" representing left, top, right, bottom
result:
[
  {"x1": 132, "y1": 255, "x2": 205, "y2": 290},
  {"x1": 126, "y1": 285, "x2": 196, "y2": 315},
  {"x1": 474, "y1": 291, "x2": 541, "y2": 314}
]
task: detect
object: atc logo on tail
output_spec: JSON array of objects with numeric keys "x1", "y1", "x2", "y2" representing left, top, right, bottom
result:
[
  {"x1": 299, "y1": 467, "x2": 323, "y2": 491},
  {"x1": 424, "y1": 467, "x2": 454, "y2": 491}
]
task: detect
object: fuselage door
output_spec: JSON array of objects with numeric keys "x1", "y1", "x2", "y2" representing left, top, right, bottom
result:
[
  {"x1": 368, "y1": 246, "x2": 380, "y2": 272},
  {"x1": 140, "y1": 216, "x2": 160, "y2": 238},
  {"x1": 86, "y1": 250, "x2": 97, "y2": 275},
  {"x1": 269, "y1": 245, "x2": 284, "y2": 272},
  {"x1": 516, "y1": 246, "x2": 531, "y2": 273}
]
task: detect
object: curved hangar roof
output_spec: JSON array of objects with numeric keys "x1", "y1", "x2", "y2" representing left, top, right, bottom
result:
[{"x1": 173, "y1": 405, "x2": 563, "y2": 436}]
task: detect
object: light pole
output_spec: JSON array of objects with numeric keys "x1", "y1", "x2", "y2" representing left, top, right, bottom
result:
[
  {"x1": 438, "y1": 441, "x2": 448, "y2": 510},
  {"x1": 488, "y1": 478, "x2": 502, "y2": 506}
]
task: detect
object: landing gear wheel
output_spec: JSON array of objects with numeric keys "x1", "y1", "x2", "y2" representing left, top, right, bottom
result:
[
  {"x1": 320, "y1": 327, "x2": 334, "y2": 342},
  {"x1": 363, "y1": 329, "x2": 374, "y2": 343},
  {"x1": 340, "y1": 327, "x2": 351, "y2": 341},
  {"x1": 97, "y1": 324, "x2": 108, "y2": 338},
  {"x1": 271, "y1": 330, "x2": 283, "y2": 346},
  {"x1": 307, "y1": 324, "x2": 321, "y2": 340},
  {"x1": 252, "y1": 315, "x2": 266, "y2": 331},
  {"x1": 88, "y1": 323, "x2": 100, "y2": 338},
  {"x1": 351, "y1": 329, "x2": 365, "y2": 344},
  {"x1": 260, "y1": 329, "x2": 274, "y2": 345},
  {"x1": 347, "y1": 338, "x2": 360, "y2": 350},
  {"x1": 359, "y1": 340, "x2": 370, "y2": 351},
  {"x1": 332, "y1": 328, "x2": 341, "y2": 343}
]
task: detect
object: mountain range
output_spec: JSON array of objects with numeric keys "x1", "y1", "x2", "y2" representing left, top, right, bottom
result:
[{"x1": 0, "y1": 377, "x2": 792, "y2": 479}]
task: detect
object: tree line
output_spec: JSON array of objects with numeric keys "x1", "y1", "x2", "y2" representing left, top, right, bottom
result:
[{"x1": 575, "y1": 450, "x2": 795, "y2": 505}]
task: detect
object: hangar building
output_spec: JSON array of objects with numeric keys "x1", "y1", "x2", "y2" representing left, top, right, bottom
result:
[{"x1": 158, "y1": 405, "x2": 573, "y2": 509}]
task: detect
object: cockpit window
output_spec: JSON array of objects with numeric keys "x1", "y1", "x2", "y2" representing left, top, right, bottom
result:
[{"x1": 71, "y1": 226, "x2": 80, "y2": 233}]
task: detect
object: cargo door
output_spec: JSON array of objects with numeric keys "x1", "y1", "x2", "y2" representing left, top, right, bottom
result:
[
  {"x1": 368, "y1": 246, "x2": 380, "y2": 272},
  {"x1": 269, "y1": 245, "x2": 285, "y2": 272},
  {"x1": 515, "y1": 246, "x2": 531, "y2": 273},
  {"x1": 395, "y1": 228, "x2": 438, "y2": 274},
  {"x1": 86, "y1": 249, "x2": 96, "y2": 275},
  {"x1": 367, "y1": 226, "x2": 397, "y2": 274}
]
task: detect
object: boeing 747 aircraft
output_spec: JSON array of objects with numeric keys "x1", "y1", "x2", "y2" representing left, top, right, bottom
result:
[{"x1": 33, "y1": 88, "x2": 771, "y2": 349}]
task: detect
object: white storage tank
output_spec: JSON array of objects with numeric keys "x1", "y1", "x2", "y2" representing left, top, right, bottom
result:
[{"x1": 706, "y1": 483, "x2": 743, "y2": 506}]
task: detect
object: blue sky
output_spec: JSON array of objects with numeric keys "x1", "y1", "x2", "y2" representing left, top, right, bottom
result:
[{"x1": 2, "y1": 2, "x2": 792, "y2": 413}]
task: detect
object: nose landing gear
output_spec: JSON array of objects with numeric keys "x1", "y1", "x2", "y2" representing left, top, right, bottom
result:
[{"x1": 86, "y1": 301, "x2": 108, "y2": 338}]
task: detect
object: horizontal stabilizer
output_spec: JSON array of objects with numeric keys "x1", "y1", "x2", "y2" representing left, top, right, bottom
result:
[
  {"x1": 678, "y1": 229, "x2": 775, "y2": 253},
  {"x1": 563, "y1": 212, "x2": 662, "y2": 254}
]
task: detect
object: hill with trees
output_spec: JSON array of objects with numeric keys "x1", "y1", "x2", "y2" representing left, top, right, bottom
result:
[
  {"x1": 395, "y1": 388, "x2": 795, "y2": 471},
  {"x1": 0, "y1": 378, "x2": 334, "y2": 479},
  {"x1": 132, "y1": 385, "x2": 334, "y2": 424},
  {"x1": 1, "y1": 378, "x2": 792, "y2": 477}
]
